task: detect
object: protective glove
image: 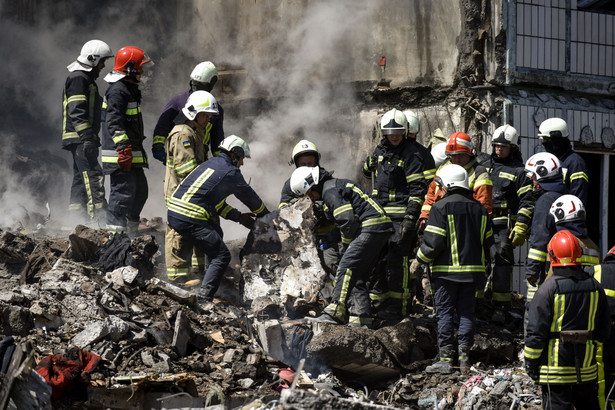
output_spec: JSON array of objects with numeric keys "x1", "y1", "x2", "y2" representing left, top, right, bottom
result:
[
  {"x1": 410, "y1": 258, "x2": 422, "y2": 277},
  {"x1": 526, "y1": 363, "x2": 540, "y2": 382},
  {"x1": 117, "y1": 146, "x2": 133, "y2": 171},
  {"x1": 238, "y1": 213, "x2": 256, "y2": 230},
  {"x1": 399, "y1": 214, "x2": 418, "y2": 241},
  {"x1": 365, "y1": 155, "x2": 378, "y2": 172},
  {"x1": 152, "y1": 143, "x2": 166, "y2": 165},
  {"x1": 83, "y1": 140, "x2": 98, "y2": 160},
  {"x1": 526, "y1": 273, "x2": 539, "y2": 287},
  {"x1": 417, "y1": 217, "x2": 428, "y2": 235},
  {"x1": 509, "y1": 222, "x2": 529, "y2": 247}
]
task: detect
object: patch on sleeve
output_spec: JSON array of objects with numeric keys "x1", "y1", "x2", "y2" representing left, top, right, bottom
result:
[{"x1": 182, "y1": 141, "x2": 191, "y2": 148}]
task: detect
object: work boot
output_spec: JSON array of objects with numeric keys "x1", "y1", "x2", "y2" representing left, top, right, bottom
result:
[
  {"x1": 196, "y1": 296, "x2": 215, "y2": 313},
  {"x1": 426, "y1": 345, "x2": 454, "y2": 374},
  {"x1": 458, "y1": 344, "x2": 471, "y2": 373}
]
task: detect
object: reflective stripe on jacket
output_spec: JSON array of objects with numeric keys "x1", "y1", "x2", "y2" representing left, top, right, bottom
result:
[{"x1": 62, "y1": 70, "x2": 102, "y2": 148}]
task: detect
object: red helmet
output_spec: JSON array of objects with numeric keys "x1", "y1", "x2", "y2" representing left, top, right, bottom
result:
[
  {"x1": 547, "y1": 230, "x2": 582, "y2": 267},
  {"x1": 113, "y1": 46, "x2": 151, "y2": 75},
  {"x1": 604, "y1": 245, "x2": 615, "y2": 262},
  {"x1": 446, "y1": 132, "x2": 475, "y2": 156}
]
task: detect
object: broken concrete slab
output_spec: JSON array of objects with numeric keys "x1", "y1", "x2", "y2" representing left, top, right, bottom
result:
[
  {"x1": 64, "y1": 225, "x2": 110, "y2": 262},
  {"x1": 147, "y1": 277, "x2": 196, "y2": 306},
  {"x1": 0, "y1": 230, "x2": 36, "y2": 264},
  {"x1": 172, "y1": 310, "x2": 192, "y2": 356},
  {"x1": 72, "y1": 321, "x2": 110, "y2": 349},
  {"x1": 280, "y1": 388, "x2": 403, "y2": 409}
]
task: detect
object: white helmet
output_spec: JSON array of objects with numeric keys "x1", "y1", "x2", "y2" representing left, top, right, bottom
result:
[
  {"x1": 492, "y1": 124, "x2": 519, "y2": 146},
  {"x1": 525, "y1": 152, "x2": 561, "y2": 181},
  {"x1": 381, "y1": 109, "x2": 408, "y2": 136},
  {"x1": 68, "y1": 39, "x2": 113, "y2": 72},
  {"x1": 435, "y1": 164, "x2": 469, "y2": 190},
  {"x1": 290, "y1": 140, "x2": 320, "y2": 166},
  {"x1": 290, "y1": 166, "x2": 320, "y2": 196},
  {"x1": 538, "y1": 117, "x2": 569, "y2": 140},
  {"x1": 182, "y1": 91, "x2": 219, "y2": 120},
  {"x1": 190, "y1": 61, "x2": 218, "y2": 84},
  {"x1": 219, "y1": 135, "x2": 251, "y2": 159},
  {"x1": 550, "y1": 194, "x2": 586, "y2": 224},
  {"x1": 431, "y1": 142, "x2": 448, "y2": 168},
  {"x1": 403, "y1": 110, "x2": 420, "y2": 134}
]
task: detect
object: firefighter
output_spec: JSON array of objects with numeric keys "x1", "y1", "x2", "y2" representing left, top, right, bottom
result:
[
  {"x1": 362, "y1": 109, "x2": 427, "y2": 319},
  {"x1": 592, "y1": 245, "x2": 615, "y2": 409},
  {"x1": 485, "y1": 125, "x2": 533, "y2": 315},
  {"x1": 279, "y1": 140, "x2": 341, "y2": 276},
  {"x1": 411, "y1": 164, "x2": 494, "y2": 374},
  {"x1": 101, "y1": 46, "x2": 153, "y2": 234},
  {"x1": 549, "y1": 194, "x2": 600, "y2": 269},
  {"x1": 290, "y1": 166, "x2": 394, "y2": 328},
  {"x1": 164, "y1": 91, "x2": 219, "y2": 284},
  {"x1": 538, "y1": 117, "x2": 589, "y2": 206},
  {"x1": 403, "y1": 110, "x2": 437, "y2": 182},
  {"x1": 152, "y1": 61, "x2": 224, "y2": 164},
  {"x1": 523, "y1": 152, "x2": 567, "y2": 305},
  {"x1": 62, "y1": 40, "x2": 113, "y2": 225},
  {"x1": 524, "y1": 230, "x2": 610, "y2": 410},
  {"x1": 419, "y1": 131, "x2": 493, "y2": 224},
  {"x1": 167, "y1": 135, "x2": 269, "y2": 307}
]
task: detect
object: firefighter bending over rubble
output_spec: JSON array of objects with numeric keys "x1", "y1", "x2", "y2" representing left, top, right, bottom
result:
[
  {"x1": 164, "y1": 91, "x2": 220, "y2": 284},
  {"x1": 524, "y1": 230, "x2": 610, "y2": 410},
  {"x1": 62, "y1": 40, "x2": 113, "y2": 225},
  {"x1": 290, "y1": 166, "x2": 394, "y2": 328},
  {"x1": 411, "y1": 164, "x2": 493, "y2": 374},
  {"x1": 101, "y1": 46, "x2": 153, "y2": 235},
  {"x1": 167, "y1": 135, "x2": 269, "y2": 309},
  {"x1": 279, "y1": 140, "x2": 341, "y2": 276}
]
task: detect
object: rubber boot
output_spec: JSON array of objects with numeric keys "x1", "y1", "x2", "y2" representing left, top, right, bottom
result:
[
  {"x1": 426, "y1": 345, "x2": 454, "y2": 374},
  {"x1": 458, "y1": 344, "x2": 471, "y2": 373}
]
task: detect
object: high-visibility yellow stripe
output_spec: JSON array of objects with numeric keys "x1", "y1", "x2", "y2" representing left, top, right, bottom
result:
[
  {"x1": 448, "y1": 215, "x2": 459, "y2": 265},
  {"x1": 425, "y1": 225, "x2": 446, "y2": 236}
]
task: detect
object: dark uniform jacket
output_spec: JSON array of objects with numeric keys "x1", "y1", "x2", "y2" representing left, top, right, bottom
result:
[
  {"x1": 167, "y1": 152, "x2": 268, "y2": 225},
  {"x1": 101, "y1": 79, "x2": 148, "y2": 173},
  {"x1": 319, "y1": 176, "x2": 393, "y2": 246},
  {"x1": 152, "y1": 90, "x2": 224, "y2": 156},
  {"x1": 485, "y1": 153, "x2": 534, "y2": 226},
  {"x1": 593, "y1": 257, "x2": 615, "y2": 317},
  {"x1": 416, "y1": 189, "x2": 494, "y2": 282},
  {"x1": 559, "y1": 147, "x2": 589, "y2": 206},
  {"x1": 361, "y1": 139, "x2": 427, "y2": 220},
  {"x1": 62, "y1": 69, "x2": 103, "y2": 149},
  {"x1": 524, "y1": 266, "x2": 611, "y2": 385},
  {"x1": 411, "y1": 140, "x2": 436, "y2": 182},
  {"x1": 525, "y1": 179, "x2": 568, "y2": 281}
]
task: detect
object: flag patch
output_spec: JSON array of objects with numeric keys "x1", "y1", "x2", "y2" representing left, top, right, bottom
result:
[{"x1": 183, "y1": 141, "x2": 191, "y2": 148}]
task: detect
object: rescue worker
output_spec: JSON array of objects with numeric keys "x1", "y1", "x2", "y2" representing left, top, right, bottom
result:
[
  {"x1": 592, "y1": 245, "x2": 615, "y2": 409},
  {"x1": 164, "y1": 91, "x2": 219, "y2": 284},
  {"x1": 167, "y1": 135, "x2": 269, "y2": 307},
  {"x1": 290, "y1": 166, "x2": 394, "y2": 328},
  {"x1": 524, "y1": 230, "x2": 610, "y2": 410},
  {"x1": 62, "y1": 40, "x2": 113, "y2": 224},
  {"x1": 403, "y1": 110, "x2": 437, "y2": 182},
  {"x1": 101, "y1": 46, "x2": 152, "y2": 234},
  {"x1": 419, "y1": 131, "x2": 493, "y2": 224},
  {"x1": 549, "y1": 194, "x2": 600, "y2": 269},
  {"x1": 152, "y1": 61, "x2": 224, "y2": 164},
  {"x1": 484, "y1": 125, "x2": 533, "y2": 314},
  {"x1": 362, "y1": 109, "x2": 427, "y2": 319},
  {"x1": 524, "y1": 152, "x2": 567, "y2": 304},
  {"x1": 411, "y1": 164, "x2": 494, "y2": 374},
  {"x1": 279, "y1": 140, "x2": 341, "y2": 276},
  {"x1": 538, "y1": 117, "x2": 589, "y2": 206}
]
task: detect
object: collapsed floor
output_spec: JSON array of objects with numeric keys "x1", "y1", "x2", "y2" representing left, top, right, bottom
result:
[{"x1": 0, "y1": 200, "x2": 542, "y2": 410}]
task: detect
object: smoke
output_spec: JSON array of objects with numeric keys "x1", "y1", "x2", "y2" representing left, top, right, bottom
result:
[{"x1": 0, "y1": 0, "x2": 378, "y2": 236}]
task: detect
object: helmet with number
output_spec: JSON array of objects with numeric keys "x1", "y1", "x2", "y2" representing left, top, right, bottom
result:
[
  {"x1": 289, "y1": 140, "x2": 320, "y2": 166},
  {"x1": 403, "y1": 110, "x2": 420, "y2": 135},
  {"x1": 219, "y1": 135, "x2": 251, "y2": 159},
  {"x1": 491, "y1": 125, "x2": 519, "y2": 146},
  {"x1": 190, "y1": 61, "x2": 218, "y2": 92},
  {"x1": 182, "y1": 91, "x2": 219, "y2": 120},
  {"x1": 290, "y1": 166, "x2": 320, "y2": 196},
  {"x1": 381, "y1": 109, "x2": 408, "y2": 136},
  {"x1": 434, "y1": 164, "x2": 470, "y2": 191},
  {"x1": 445, "y1": 132, "x2": 475, "y2": 156},
  {"x1": 431, "y1": 142, "x2": 448, "y2": 168},
  {"x1": 524, "y1": 152, "x2": 561, "y2": 181},
  {"x1": 112, "y1": 46, "x2": 151, "y2": 75},
  {"x1": 547, "y1": 230, "x2": 582, "y2": 266},
  {"x1": 550, "y1": 194, "x2": 586, "y2": 224},
  {"x1": 538, "y1": 117, "x2": 569, "y2": 140},
  {"x1": 68, "y1": 39, "x2": 113, "y2": 72}
]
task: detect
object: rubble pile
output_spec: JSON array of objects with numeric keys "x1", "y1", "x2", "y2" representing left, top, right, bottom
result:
[{"x1": 0, "y1": 205, "x2": 542, "y2": 409}]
